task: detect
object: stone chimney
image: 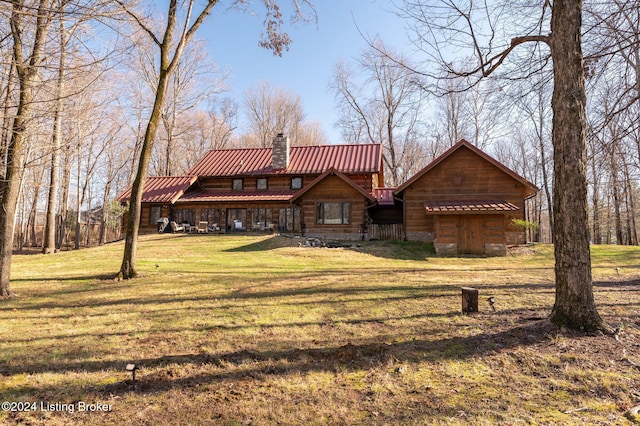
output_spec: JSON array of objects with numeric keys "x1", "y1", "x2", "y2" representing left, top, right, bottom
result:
[{"x1": 272, "y1": 133, "x2": 290, "y2": 169}]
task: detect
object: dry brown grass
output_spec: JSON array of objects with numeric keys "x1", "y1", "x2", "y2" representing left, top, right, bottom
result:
[{"x1": 1, "y1": 234, "x2": 639, "y2": 425}]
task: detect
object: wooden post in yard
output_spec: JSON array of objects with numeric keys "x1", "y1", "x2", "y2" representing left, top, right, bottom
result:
[{"x1": 461, "y1": 287, "x2": 479, "y2": 313}]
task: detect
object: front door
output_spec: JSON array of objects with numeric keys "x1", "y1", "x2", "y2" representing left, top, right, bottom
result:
[{"x1": 456, "y1": 216, "x2": 486, "y2": 254}]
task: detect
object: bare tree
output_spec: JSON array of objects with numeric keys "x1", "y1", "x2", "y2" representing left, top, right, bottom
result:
[
  {"x1": 586, "y1": 1, "x2": 640, "y2": 247},
  {"x1": 43, "y1": 0, "x2": 67, "y2": 254},
  {"x1": 400, "y1": 0, "x2": 611, "y2": 331},
  {"x1": 0, "y1": 0, "x2": 54, "y2": 297},
  {"x1": 117, "y1": 0, "x2": 220, "y2": 279},
  {"x1": 295, "y1": 120, "x2": 328, "y2": 146},
  {"x1": 118, "y1": 0, "x2": 315, "y2": 279},
  {"x1": 242, "y1": 81, "x2": 307, "y2": 148},
  {"x1": 131, "y1": 36, "x2": 229, "y2": 177},
  {"x1": 332, "y1": 41, "x2": 428, "y2": 186},
  {"x1": 174, "y1": 100, "x2": 239, "y2": 173}
]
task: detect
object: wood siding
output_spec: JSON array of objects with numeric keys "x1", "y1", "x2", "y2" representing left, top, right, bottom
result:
[
  {"x1": 200, "y1": 176, "x2": 305, "y2": 191},
  {"x1": 295, "y1": 174, "x2": 369, "y2": 240},
  {"x1": 198, "y1": 173, "x2": 378, "y2": 192},
  {"x1": 368, "y1": 223, "x2": 403, "y2": 241},
  {"x1": 403, "y1": 145, "x2": 530, "y2": 246}
]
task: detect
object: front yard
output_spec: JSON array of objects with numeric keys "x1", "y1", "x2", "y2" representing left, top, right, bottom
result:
[{"x1": 1, "y1": 234, "x2": 639, "y2": 424}]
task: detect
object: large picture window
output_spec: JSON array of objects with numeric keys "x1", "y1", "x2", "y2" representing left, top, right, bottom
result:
[{"x1": 316, "y1": 202, "x2": 350, "y2": 225}]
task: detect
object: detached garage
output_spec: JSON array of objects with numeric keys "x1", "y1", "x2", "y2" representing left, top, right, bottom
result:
[{"x1": 395, "y1": 140, "x2": 539, "y2": 255}]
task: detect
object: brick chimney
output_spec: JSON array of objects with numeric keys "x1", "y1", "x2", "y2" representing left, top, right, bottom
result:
[{"x1": 272, "y1": 133, "x2": 290, "y2": 169}]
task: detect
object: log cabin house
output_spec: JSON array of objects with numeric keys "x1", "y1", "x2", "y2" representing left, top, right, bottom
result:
[
  {"x1": 117, "y1": 134, "x2": 388, "y2": 240},
  {"x1": 117, "y1": 137, "x2": 538, "y2": 255}
]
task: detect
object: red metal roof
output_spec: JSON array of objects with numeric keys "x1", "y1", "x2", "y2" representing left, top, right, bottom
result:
[
  {"x1": 372, "y1": 188, "x2": 396, "y2": 206},
  {"x1": 116, "y1": 176, "x2": 197, "y2": 204},
  {"x1": 187, "y1": 144, "x2": 382, "y2": 177},
  {"x1": 424, "y1": 199, "x2": 519, "y2": 213},
  {"x1": 177, "y1": 189, "x2": 296, "y2": 203}
]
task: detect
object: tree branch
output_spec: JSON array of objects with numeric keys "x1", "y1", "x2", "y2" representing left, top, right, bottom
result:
[
  {"x1": 481, "y1": 35, "x2": 551, "y2": 77},
  {"x1": 114, "y1": 0, "x2": 161, "y2": 47}
]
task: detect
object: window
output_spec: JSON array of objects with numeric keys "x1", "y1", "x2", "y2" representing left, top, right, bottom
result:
[
  {"x1": 149, "y1": 206, "x2": 161, "y2": 224},
  {"x1": 256, "y1": 178, "x2": 268, "y2": 190},
  {"x1": 290, "y1": 176, "x2": 302, "y2": 190},
  {"x1": 226, "y1": 208, "x2": 247, "y2": 231},
  {"x1": 174, "y1": 208, "x2": 195, "y2": 225},
  {"x1": 279, "y1": 207, "x2": 301, "y2": 232},
  {"x1": 200, "y1": 208, "x2": 222, "y2": 225},
  {"x1": 316, "y1": 202, "x2": 350, "y2": 225},
  {"x1": 251, "y1": 208, "x2": 273, "y2": 230},
  {"x1": 232, "y1": 178, "x2": 243, "y2": 191}
]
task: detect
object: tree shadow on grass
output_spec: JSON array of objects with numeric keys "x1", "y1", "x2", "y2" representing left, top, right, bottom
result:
[
  {"x1": 141, "y1": 320, "x2": 555, "y2": 395},
  {"x1": 1, "y1": 316, "x2": 564, "y2": 400},
  {"x1": 223, "y1": 235, "x2": 299, "y2": 252}
]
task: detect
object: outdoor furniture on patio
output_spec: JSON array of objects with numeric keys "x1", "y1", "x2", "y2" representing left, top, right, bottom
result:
[
  {"x1": 170, "y1": 221, "x2": 184, "y2": 233},
  {"x1": 157, "y1": 217, "x2": 169, "y2": 233},
  {"x1": 197, "y1": 221, "x2": 208, "y2": 233},
  {"x1": 208, "y1": 223, "x2": 220, "y2": 232}
]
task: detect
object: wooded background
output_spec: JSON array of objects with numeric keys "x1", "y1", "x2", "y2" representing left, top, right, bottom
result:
[{"x1": 1, "y1": 0, "x2": 638, "y2": 252}]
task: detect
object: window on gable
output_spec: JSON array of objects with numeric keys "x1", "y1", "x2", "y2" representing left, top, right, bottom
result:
[
  {"x1": 316, "y1": 202, "x2": 350, "y2": 225},
  {"x1": 256, "y1": 178, "x2": 268, "y2": 190},
  {"x1": 291, "y1": 176, "x2": 302, "y2": 190},
  {"x1": 232, "y1": 178, "x2": 243, "y2": 191}
]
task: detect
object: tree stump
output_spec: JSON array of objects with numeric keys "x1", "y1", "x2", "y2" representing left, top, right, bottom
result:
[{"x1": 461, "y1": 287, "x2": 479, "y2": 313}]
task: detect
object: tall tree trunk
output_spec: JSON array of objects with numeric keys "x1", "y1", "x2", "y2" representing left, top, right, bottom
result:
[
  {"x1": 609, "y1": 144, "x2": 624, "y2": 244},
  {"x1": 120, "y1": 68, "x2": 170, "y2": 278},
  {"x1": 99, "y1": 181, "x2": 111, "y2": 245},
  {"x1": 0, "y1": 0, "x2": 51, "y2": 297},
  {"x1": 28, "y1": 167, "x2": 44, "y2": 247},
  {"x1": 622, "y1": 153, "x2": 638, "y2": 245},
  {"x1": 57, "y1": 143, "x2": 71, "y2": 249},
  {"x1": 548, "y1": 0, "x2": 605, "y2": 331},
  {"x1": 590, "y1": 140, "x2": 602, "y2": 244},
  {"x1": 44, "y1": 5, "x2": 66, "y2": 254},
  {"x1": 1, "y1": 91, "x2": 30, "y2": 294},
  {"x1": 119, "y1": 0, "x2": 219, "y2": 279},
  {"x1": 1, "y1": 63, "x2": 16, "y2": 178},
  {"x1": 74, "y1": 142, "x2": 82, "y2": 250}
]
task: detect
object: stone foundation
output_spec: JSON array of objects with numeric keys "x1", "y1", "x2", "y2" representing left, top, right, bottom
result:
[
  {"x1": 303, "y1": 232, "x2": 364, "y2": 241},
  {"x1": 434, "y1": 243, "x2": 458, "y2": 255},
  {"x1": 405, "y1": 231, "x2": 435, "y2": 243},
  {"x1": 484, "y1": 243, "x2": 507, "y2": 256},
  {"x1": 506, "y1": 231, "x2": 525, "y2": 245}
]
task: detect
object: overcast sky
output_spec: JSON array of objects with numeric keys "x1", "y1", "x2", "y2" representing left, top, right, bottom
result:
[{"x1": 199, "y1": 0, "x2": 410, "y2": 143}]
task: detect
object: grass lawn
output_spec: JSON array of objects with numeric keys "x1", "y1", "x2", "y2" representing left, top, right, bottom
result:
[{"x1": 1, "y1": 234, "x2": 639, "y2": 425}]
